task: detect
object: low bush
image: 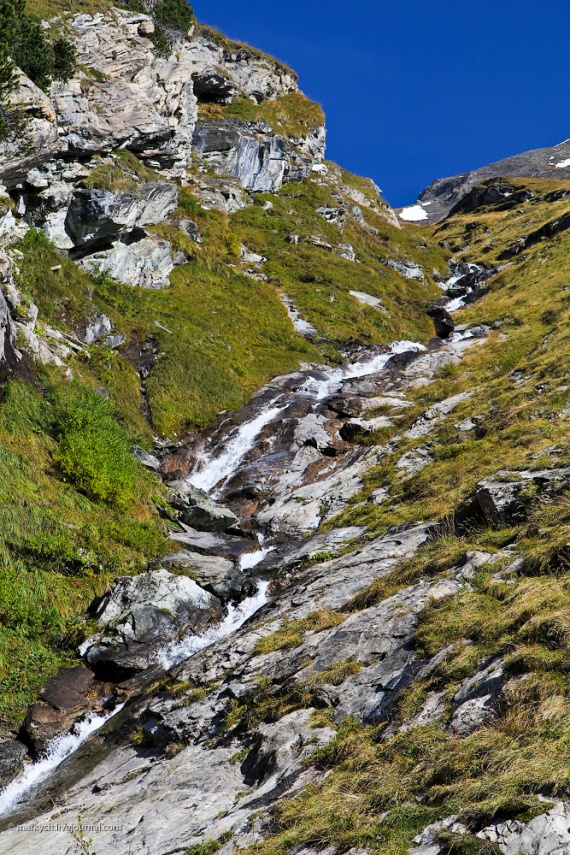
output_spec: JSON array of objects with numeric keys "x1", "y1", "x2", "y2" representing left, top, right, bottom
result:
[{"x1": 50, "y1": 384, "x2": 138, "y2": 507}]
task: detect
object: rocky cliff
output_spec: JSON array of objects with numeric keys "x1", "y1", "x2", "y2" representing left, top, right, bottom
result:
[{"x1": 2, "y1": 6, "x2": 570, "y2": 855}]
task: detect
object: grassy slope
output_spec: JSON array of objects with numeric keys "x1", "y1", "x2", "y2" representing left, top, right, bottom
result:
[
  {"x1": 1, "y1": 145, "x2": 445, "y2": 727},
  {"x1": 238, "y1": 178, "x2": 570, "y2": 855}
]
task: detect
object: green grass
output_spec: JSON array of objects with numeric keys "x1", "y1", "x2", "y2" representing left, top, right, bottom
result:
[{"x1": 0, "y1": 378, "x2": 166, "y2": 730}]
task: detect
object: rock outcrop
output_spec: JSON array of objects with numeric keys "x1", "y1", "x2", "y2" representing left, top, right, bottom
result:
[{"x1": 82, "y1": 569, "x2": 223, "y2": 677}]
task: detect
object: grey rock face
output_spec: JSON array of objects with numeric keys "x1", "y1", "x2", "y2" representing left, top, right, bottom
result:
[
  {"x1": 0, "y1": 71, "x2": 61, "y2": 189},
  {"x1": 188, "y1": 33, "x2": 299, "y2": 102},
  {"x1": 153, "y1": 550, "x2": 250, "y2": 601},
  {"x1": 168, "y1": 483, "x2": 240, "y2": 532},
  {"x1": 53, "y1": 11, "x2": 198, "y2": 173},
  {"x1": 82, "y1": 569, "x2": 223, "y2": 676},
  {"x1": 192, "y1": 120, "x2": 325, "y2": 193},
  {"x1": 66, "y1": 183, "x2": 178, "y2": 249},
  {"x1": 478, "y1": 801, "x2": 570, "y2": 855}
]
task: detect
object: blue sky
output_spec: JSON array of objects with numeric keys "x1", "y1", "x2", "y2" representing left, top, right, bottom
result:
[{"x1": 194, "y1": 1, "x2": 570, "y2": 208}]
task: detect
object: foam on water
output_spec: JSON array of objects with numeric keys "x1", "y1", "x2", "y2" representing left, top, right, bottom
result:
[
  {"x1": 299, "y1": 340, "x2": 426, "y2": 400},
  {"x1": 159, "y1": 581, "x2": 270, "y2": 670},
  {"x1": 187, "y1": 405, "x2": 284, "y2": 493},
  {"x1": 239, "y1": 546, "x2": 276, "y2": 571},
  {"x1": 0, "y1": 704, "x2": 125, "y2": 818}
]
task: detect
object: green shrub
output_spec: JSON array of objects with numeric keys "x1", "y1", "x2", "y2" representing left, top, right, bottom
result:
[
  {"x1": 51, "y1": 384, "x2": 138, "y2": 508},
  {"x1": 153, "y1": 0, "x2": 194, "y2": 32},
  {"x1": 52, "y1": 36, "x2": 77, "y2": 82}
]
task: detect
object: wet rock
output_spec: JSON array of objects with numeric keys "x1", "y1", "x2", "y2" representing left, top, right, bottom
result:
[
  {"x1": 152, "y1": 550, "x2": 251, "y2": 601},
  {"x1": 24, "y1": 666, "x2": 97, "y2": 755},
  {"x1": 426, "y1": 302, "x2": 454, "y2": 339},
  {"x1": 169, "y1": 527, "x2": 257, "y2": 561},
  {"x1": 168, "y1": 483, "x2": 239, "y2": 532},
  {"x1": 0, "y1": 740, "x2": 27, "y2": 789},
  {"x1": 82, "y1": 569, "x2": 223, "y2": 678}
]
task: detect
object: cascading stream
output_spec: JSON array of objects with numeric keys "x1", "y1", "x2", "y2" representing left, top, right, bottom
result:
[
  {"x1": 0, "y1": 704, "x2": 125, "y2": 819},
  {"x1": 0, "y1": 582, "x2": 272, "y2": 821},
  {"x1": 187, "y1": 340, "x2": 427, "y2": 493},
  {"x1": 187, "y1": 404, "x2": 285, "y2": 494},
  {"x1": 0, "y1": 340, "x2": 428, "y2": 824}
]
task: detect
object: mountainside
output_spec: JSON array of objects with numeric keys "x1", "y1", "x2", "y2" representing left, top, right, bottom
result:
[
  {"x1": 3, "y1": 6, "x2": 570, "y2": 855},
  {"x1": 401, "y1": 138, "x2": 570, "y2": 223}
]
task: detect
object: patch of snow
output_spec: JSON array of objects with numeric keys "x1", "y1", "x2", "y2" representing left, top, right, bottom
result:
[
  {"x1": 399, "y1": 204, "x2": 429, "y2": 222},
  {"x1": 556, "y1": 158, "x2": 570, "y2": 169}
]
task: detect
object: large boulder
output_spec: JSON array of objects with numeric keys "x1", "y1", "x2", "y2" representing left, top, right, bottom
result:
[
  {"x1": 79, "y1": 234, "x2": 174, "y2": 289},
  {"x1": 82, "y1": 569, "x2": 223, "y2": 678},
  {"x1": 23, "y1": 665, "x2": 101, "y2": 756},
  {"x1": 168, "y1": 483, "x2": 239, "y2": 532},
  {"x1": 152, "y1": 549, "x2": 252, "y2": 601}
]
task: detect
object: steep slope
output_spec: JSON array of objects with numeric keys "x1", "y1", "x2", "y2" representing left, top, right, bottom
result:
[{"x1": 3, "y1": 6, "x2": 570, "y2": 855}]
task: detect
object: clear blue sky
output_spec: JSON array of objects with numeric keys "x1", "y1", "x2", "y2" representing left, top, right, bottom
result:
[{"x1": 194, "y1": 1, "x2": 570, "y2": 208}]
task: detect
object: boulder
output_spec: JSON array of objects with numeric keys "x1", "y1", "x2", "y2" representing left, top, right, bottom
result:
[
  {"x1": 168, "y1": 483, "x2": 239, "y2": 532},
  {"x1": 82, "y1": 569, "x2": 223, "y2": 678},
  {"x1": 79, "y1": 234, "x2": 174, "y2": 289},
  {"x1": 152, "y1": 549, "x2": 252, "y2": 600},
  {"x1": 426, "y1": 302, "x2": 454, "y2": 339},
  {"x1": 448, "y1": 658, "x2": 504, "y2": 736},
  {"x1": 23, "y1": 665, "x2": 98, "y2": 755}
]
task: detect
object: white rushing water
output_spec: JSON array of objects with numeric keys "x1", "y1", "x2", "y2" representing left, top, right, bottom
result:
[
  {"x1": 239, "y1": 546, "x2": 276, "y2": 571},
  {"x1": 187, "y1": 405, "x2": 285, "y2": 493},
  {"x1": 299, "y1": 339, "x2": 426, "y2": 400},
  {"x1": 0, "y1": 704, "x2": 125, "y2": 818},
  {"x1": 159, "y1": 581, "x2": 270, "y2": 670}
]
